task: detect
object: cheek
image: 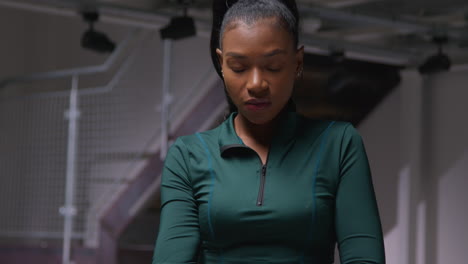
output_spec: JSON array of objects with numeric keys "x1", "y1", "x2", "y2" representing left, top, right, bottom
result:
[
  {"x1": 223, "y1": 77, "x2": 242, "y2": 101},
  {"x1": 272, "y1": 72, "x2": 296, "y2": 95}
]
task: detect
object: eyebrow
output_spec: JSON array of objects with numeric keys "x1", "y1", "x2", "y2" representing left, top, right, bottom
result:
[
  {"x1": 264, "y1": 49, "x2": 287, "y2": 57},
  {"x1": 225, "y1": 49, "x2": 287, "y2": 59}
]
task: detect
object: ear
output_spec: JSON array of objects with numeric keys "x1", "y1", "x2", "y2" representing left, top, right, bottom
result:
[
  {"x1": 216, "y1": 48, "x2": 224, "y2": 67},
  {"x1": 295, "y1": 45, "x2": 304, "y2": 73}
]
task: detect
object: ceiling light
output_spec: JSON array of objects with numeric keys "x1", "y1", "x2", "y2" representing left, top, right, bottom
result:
[
  {"x1": 160, "y1": 1, "x2": 196, "y2": 40},
  {"x1": 418, "y1": 35, "x2": 451, "y2": 75},
  {"x1": 81, "y1": 11, "x2": 116, "y2": 53},
  {"x1": 160, "y1": 16, "x2": 196, "y2": 40}
]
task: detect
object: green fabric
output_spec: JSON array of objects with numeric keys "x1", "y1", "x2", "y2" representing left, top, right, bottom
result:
[{"x1": 153, "y1": 112, "x2": 385, "y2": 264}]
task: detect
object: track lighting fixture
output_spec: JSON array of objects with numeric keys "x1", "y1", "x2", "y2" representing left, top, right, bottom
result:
[
  {"x1": 418, "y1": 35, "x2": 451, "y2": 75},
  {"x1": 160, "y1": 0, "x2": 196, "y2": 40},
  {"x1": 81, "y1": 11, "x2": 116, "y2": 53}
]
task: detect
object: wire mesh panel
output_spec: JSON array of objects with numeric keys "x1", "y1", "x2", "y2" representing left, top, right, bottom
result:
[
  {"x1": 0, "y1": 26, "x2": 216, "y2": 252},
  {"x1": 0, "y1": 95, "x2": 70, "y2": 238},
  {"x1": 79, "y1": 34, "x2": 217, "y2": 247},
  {"x1": 78, "y1": 62, "x2": 163, "y2": 244}
]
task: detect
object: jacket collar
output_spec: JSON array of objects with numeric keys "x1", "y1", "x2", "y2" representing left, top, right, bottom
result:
[{"x1": 218, "y1": 111, "x2": 298, "y2": 157}]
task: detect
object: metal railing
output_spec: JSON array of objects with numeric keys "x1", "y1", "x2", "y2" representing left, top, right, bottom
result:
[
  {"x1": 0, "y1": 28, "x2": 142, "y2": 264},
  {"x1": 0, "y1": 22, "x2": 220, "y2": 263}
]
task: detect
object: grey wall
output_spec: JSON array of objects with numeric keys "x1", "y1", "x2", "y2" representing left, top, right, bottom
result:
[{"x1": 358, "y1": 68, "x2": 468, "y2": 264}]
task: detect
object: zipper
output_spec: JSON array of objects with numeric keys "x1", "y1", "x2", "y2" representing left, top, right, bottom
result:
[
  {"x1": 232, "y1": 144, "x2": 269, "y2": 206},
  {"x1": 256, "y1": 164, "x2": 267, "y2": 206}
]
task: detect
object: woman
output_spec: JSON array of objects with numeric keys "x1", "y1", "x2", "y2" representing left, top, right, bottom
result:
[{"x1": 153, "y1": 0, "x2": 385, "y2": 263}]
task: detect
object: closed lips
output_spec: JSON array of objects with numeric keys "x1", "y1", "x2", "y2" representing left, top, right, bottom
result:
[{"x1": 246, "y1": 99, "x2": 271, "y2": 105}]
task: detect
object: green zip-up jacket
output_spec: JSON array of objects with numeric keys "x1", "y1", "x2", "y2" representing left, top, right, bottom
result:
[{"x1": 153, "y1": 112, "x2": 385, "y2": 264}]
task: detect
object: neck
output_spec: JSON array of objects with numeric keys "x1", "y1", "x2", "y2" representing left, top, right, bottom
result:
[{"x1": 234, "y1": 112, "x2": 284, "y2": 147}]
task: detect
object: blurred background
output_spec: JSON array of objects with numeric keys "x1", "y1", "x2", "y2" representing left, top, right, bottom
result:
[{"x1": 0, "y1": 0, "x2": 467, "y2": 263}]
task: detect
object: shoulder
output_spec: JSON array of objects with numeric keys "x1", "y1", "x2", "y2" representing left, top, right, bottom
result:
[
  {"x1": 295, "y1": 113, "x2": 354, "y2": 140},
  {"x1": 294, "y1": 114, "x2": 366, "y2": 157},
  {"x1": 168, "y1": 119, "x2": 226, "y2": 157},
  {"x1": 176, "y1": 123, "x2": 222, "y2": 147},
  {"x1": 295, "y1": 114, "x2": 367, "y2": 164}
]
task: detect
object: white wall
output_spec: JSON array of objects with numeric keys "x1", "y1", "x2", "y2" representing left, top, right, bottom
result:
[
  {"x1": 358, "y1": 84, "x2": 402, "y2": 264},
  {"x1": 427, "y1": 70, "x2": 468, "y2": 264},
  {"x1": 358, "y1": 68, "x2": 468, "y2": 264}
]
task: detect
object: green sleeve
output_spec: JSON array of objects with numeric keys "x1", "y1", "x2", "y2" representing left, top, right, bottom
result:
[
  {"x1": 335, "y1": 124, "x2": 386, "y2": 264},
  {"x1": 153, "y1": 138, "x2": 200, "y2": 264}
]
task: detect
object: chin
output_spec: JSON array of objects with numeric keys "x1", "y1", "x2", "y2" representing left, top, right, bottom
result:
[
  {"x1": 242, "y1": 113, "x2": 276, "y2": 125},
  {"x1": 238, "y1": 104, "x2": 286, "y2": 125}
]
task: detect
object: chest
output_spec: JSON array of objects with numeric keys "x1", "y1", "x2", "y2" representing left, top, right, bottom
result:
[{"x1": 191, "y1": 145, "x2": 340, "y2": 247}]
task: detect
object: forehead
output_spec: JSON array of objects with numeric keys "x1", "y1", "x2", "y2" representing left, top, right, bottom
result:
[{"x1": 221, "y1": 18, "x2": 294, "y2": 53}]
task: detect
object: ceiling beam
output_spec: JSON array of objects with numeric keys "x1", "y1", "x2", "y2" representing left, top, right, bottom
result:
[
  {"x1": 300, "y1": 0, "x2": 379, "y2": 9},
  {"x1": 300, "y1": 34, "x2": 421, "y2": 66},
  {"x1": 0, "y1": 0, "x2": 423, "y2": 66},
  {"x1": 300, "y1": 5, "x2": 468, "y2": 40}
]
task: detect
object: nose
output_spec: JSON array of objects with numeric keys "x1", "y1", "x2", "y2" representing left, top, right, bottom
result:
[{"x1": 246, "y1": 68, "x2": 268, "y2": 97}]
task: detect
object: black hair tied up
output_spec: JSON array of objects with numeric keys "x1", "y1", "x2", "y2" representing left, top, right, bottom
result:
[
  {"x1": 210, "y1": 0, "x2": 299, "y2": 79},
  {"x1": 210, "y1": 0, "x2": 299, "y2": 114}
]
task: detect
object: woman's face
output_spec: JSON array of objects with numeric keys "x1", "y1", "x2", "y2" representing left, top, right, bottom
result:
[{"x1": 217, "y1": 18, "x2": 303, "y2": 125}]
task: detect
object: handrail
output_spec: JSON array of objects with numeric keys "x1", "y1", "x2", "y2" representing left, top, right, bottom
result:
[
  {"x1": 0, "y1": 28, "x2": 145, "y2": 252},
  {"x1": 86, "y1": 65, "x2": 218, "y2": 246},
  {"x1": 0, "y1": 12, "x2": 222, "y2": 252},
  {"x1": 0, "y1": 29, "x2": 147, "y2": 104},
  {"x1": 0, "y1": 29, "x2": 137, "y2": 89}
]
